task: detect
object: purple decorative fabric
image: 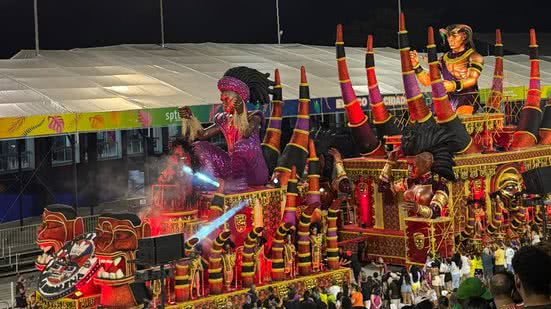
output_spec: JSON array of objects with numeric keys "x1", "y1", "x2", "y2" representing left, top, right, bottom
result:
[
  {"x1": 217, "y1": 76, "x2": 250, "y2": 103},
  {"x1": 369, "y1": 87, "x2": 383, "y2": 104},
  {"x1": 402, "y1": 74, "x2": 421, "y2": 98},
  {"x1": 284, "y1": 210, "x2": 296, "y2": 226},
  {"x1": 192, "y1": 111, "x2": 268, "y2": 193},
  {"x1": 305, "y1": 194, "x2": 320, "y2": 207},
  {"x1": 268, "y1": 118, "x2": 282, "y2": 129},
  {"x1": 294, "y1": 118, "x2": 309, "y2": 131},
  {"x1": 340, "y1": 83, "x2": 356, "y2": 103}
]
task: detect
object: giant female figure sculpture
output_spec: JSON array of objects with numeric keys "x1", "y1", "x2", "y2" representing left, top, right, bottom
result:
[{"x1": 178, "y1": 67, "x2": 273, "y2": 192}]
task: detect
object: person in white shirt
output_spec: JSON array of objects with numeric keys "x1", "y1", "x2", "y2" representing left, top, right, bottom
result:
[
  {"x1": 328, "y1": 279, "x2": 342, "y2": 299},
  {"x1": 460, "y1": 254, "x2": 471, "y2": 280},
  {"x1": 505, "y1": 243, "x2": 515, "y2": 273}
]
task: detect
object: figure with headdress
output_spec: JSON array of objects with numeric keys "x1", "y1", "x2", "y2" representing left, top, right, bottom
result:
[
  {"x1": 221, "y1": 239, "x2": 236, "y2": 291},
  {"x1": 189, "y1": 247, "x2": 204, "y2": 298},
  {"x1": 283, "y1": 232, "x2": 296, "y2": 279},
  {"x1": 410, "y1": 24, "x2": 484, "y2": 115},
  {"x1": 178, "y1": 67, "x2": 274, "y2": 192},
  {"x1": 379, "y1": 121, "x2": 457, "y2": 219},
  {"x1": 309, "y1": 223, "x2": 323, "y2": 273}
]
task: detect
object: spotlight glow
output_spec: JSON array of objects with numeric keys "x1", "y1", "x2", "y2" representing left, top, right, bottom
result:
[
  {"x1": 191, "y1": 200, "x2": 248, "y2": 241},
  {"x1": 181, "y1": 165, "x2": 220, "y2": 188}
]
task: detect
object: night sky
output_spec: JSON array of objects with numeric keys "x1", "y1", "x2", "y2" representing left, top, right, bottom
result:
[{"x1": 1, "y1": 0, "x2": 550, "y2": 59}]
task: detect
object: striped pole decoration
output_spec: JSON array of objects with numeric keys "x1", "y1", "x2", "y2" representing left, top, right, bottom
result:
[
  {"x1": 398, "y1": 13, "x2": 434, "y2": 124},
  {"x1": 262, "y1": 68, "x2": 283, "y2": 174},
  {"x1": 241, "y1": 227, "x2": 264, "y2": 288},
  {"x1": 297, "y1": 204, "x2": 316, "y2": 276},
  {"x1": 270, "y1": 223, "x2": 292, "y2": 281},
  {"x1": 336, "y1": 25, "x2": 382, "y2": 156},
  {"x1": 486, "y1": 29, "x2": 504, "y2": 113},
  {"x1": 326, "y1": 198, "x2": 340, "y2": 270},
  {"x1": 512, "y1": 29, "x2": 542, "y2": 149},
  {"x1": 283, "y1": 166, "x2": 298, "y2": 226},
  {"x1": 273, "y1": 66, "x2": 310, "y2": 185},
  {"x1": 305, "y1": 139, "x2": 321, "y2": 207},
  {"x1": 175, "y1": 237, "x2": 199, "y2": 302},
  {"x1": 174, "y1": 262, "x2": 190, "y2": 302},
  {"x1": 426, "y1": 26, "x2": 478, "y2": 154},
  {"x1": 366, "y1": 35, "x2": 401, "y2": 139},
  {"x1": 208, "y1": 230, "x2": 231, "y2": 294}
]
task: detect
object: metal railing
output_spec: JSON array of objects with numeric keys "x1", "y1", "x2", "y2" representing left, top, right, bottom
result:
[{"x1": 0, "y1": 215, "x2": 99, "y2": 256}]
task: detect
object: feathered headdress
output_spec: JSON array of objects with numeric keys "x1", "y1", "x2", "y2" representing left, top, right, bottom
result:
[{"x1": 401, "y1": 121, "x2": 457, "y2": 181}]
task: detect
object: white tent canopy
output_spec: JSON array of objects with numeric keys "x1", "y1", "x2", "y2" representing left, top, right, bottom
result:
[{"x1": 1, "y1": 43, "x2": 550, "y2": 118}]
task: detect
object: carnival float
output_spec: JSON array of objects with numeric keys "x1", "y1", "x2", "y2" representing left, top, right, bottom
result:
[{"x1": 33, "y1": 11, "x2": 550, "y2": 309}]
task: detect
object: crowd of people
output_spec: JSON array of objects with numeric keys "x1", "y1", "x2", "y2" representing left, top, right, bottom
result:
[{"x1": 239, "y1": 241, "x2": 550, "y2": 309}]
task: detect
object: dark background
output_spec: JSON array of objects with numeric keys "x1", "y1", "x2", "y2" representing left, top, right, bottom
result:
[{"x1": 1, "y1": 0, "x2": 551, "y2": 59}]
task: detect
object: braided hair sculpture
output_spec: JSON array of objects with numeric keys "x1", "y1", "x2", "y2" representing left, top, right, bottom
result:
[
  {"x1": 222, "y1": 66, "x2": 275, "y2": 104},
  {"x1": 401, "y1": 121, "x2": 458, "y2": 181}
]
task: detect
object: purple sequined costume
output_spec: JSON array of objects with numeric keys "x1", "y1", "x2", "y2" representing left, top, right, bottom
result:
[{"x1": 192, "y1": 111, "x2": 269, "y2": 192}]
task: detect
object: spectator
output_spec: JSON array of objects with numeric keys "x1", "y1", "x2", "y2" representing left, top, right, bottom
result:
[
  {"x1": 14, "y1": 275, "x2": 27, "y2": 309},
  {"x1": 505, "y1": 243, "x2": 516, "y2": 273},
  {"x1": 451, "y1": 257, "x2": 462, "y2": 290},
  {"x1": 389, "y1": 274, "x2": 401, "y2": 309},
  {"x1": 400, "y1": 268, "x2": 414, "y2": 305},
  {"x1": 417, "y1": 299, "x2": 435, "y2": 309},
  {"x1": 471, "y1": 254, "x2": 483, "y2": 279},
  {"x1": 495, "y1": 244, "x2": 506, "y2": 273},
  {"x1": 463, "y1": 297, "x2": 492, "y2": 309},
  {"x1": 263, "y1": 286, "x2": 282, "y2": 309},
  {"x1": 410, "y1": 266, "x2": 422, "y2": 297},
  {"x1": 342, "y1": 292, "x2": 353, "y2": 309},
  {"x1": 482, "y1": 247, "x2": 494, "y2": 284},
  {"x1": 351, "y1": 284, "x2": 364, "y2": 309},
  {"x1": 511, "y1": 245, "x2": 551, "y2": 309},
  {"x1": 330, "y1": 279, "x2": 343, "y2": 299},
  {"x1": 370, "y1": 283, "x2": 382, "y2": 309},
  {"x1": 461, "y1": 253, "x2": 471, "y2": 281},
  {"x1": 489, "y1": 271, "x2": 523, "y2": 309},
  {"x1": 361, "y1": 274, "x2": 373, "y2": 308},
  {"x1": 531, "y1": 226, "x2": 541, "y2": 245},
  {"x1": 440, "y1": 259, "x2": 452, "y2": 291},
  {"x1": 301, "y1": 290, "x2": 317, "y2": 309},
  {"x1": 438, "y1": 296, "x2": 450, "y2": 309},
  {"x1": 247, "y1": 284, "x2": 258, "y2": 306},
  {"x1": 455, "y1": 278, "x2": 493, "y2": 309}
]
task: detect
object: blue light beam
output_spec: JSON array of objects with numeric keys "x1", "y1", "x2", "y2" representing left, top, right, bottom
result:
[
  {"x1": 191, "y1": 200, "x2": 248, "y2": 241},
  {"x1": 181, "y1": 165, "x2": 220, "y2": 188}
]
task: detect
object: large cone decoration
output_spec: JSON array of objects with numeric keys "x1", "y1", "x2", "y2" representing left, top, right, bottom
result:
[
  {"x1": 366, "y1": 35, "x2": 401, "y2": 138},
  {"x1": 283, "y1": 166, "x2": 298, "y2": 225},
  {"x1": 486, "y1": 29, "x2": 504, "y2": 113},
  {"x1": 305, "y1": 139, "x2": 321, "y2": 207},
  {"x1": 336, "y1": 25, "x2": 382, "y2": 156},
  {"x1": 512, "y1": 29, "x2": 542, "y2": 149},
  {"x1": 262, "y1": 69, "x2": 283, "y2": 174},
  {"x1": 273, "y1": 66, "x2": 310, "y2": 183},
  {"x1": 426, "y1": 26, "x2": 478, "y2": 154},
  {"x1": 398, "y1": 13, "x2": 434, "y2": 125}
]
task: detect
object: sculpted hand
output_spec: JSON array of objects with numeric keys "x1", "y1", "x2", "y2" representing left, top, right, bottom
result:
[
  {"x1": 388, "y1": 149, "x2": 400, "y2": 163},
  {"x1": 328, "y1": 148, "x2": 343, "y2": 162},
  {"x1": 178, "y1": 106, "x2": 193, "y2": 119},
  {"x1": 409, "y1": 50, "x2": 420, "y2": 67}
]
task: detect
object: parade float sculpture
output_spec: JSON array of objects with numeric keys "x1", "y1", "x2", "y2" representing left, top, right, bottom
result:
[
  {"x1": 410, "y1": 24, "x2": 484, "y2": 114},
  {"x1": 94, "y1": 213, "x2": 151, "y2": 308},
  {"x1": 336, "y1": 13, "x2": 550, "y2": 266},
  {"x1": 178, "y1": 67, "x2": 274, "y2": 193},
  {"x1": 36, "y1": 204, "x2": 84, "y2": 271}
]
